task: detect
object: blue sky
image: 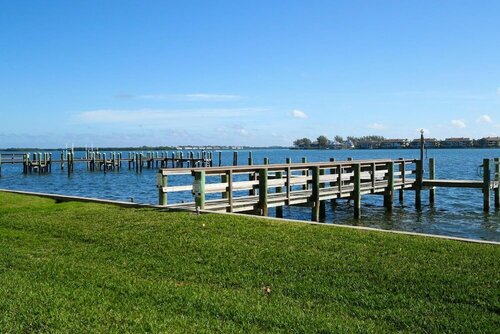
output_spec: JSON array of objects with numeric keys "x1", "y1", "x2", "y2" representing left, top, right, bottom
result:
[{"x1": 1, "y1": 0, "x2": 499, "y2": 148}]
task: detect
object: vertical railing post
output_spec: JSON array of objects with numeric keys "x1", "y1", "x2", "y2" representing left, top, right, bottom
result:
[
  {"x1": 329, "y1": 158, "x2": 337, "y2": 209},
  {"x1": 194, "y1": 171, "x2": 206, "y2": 210},
  {"x1": 494, "y1": 158, "x2": 499, "y2": 209},
  {"x1": 384, "y1": 162, "x2": 394, "y2": 211},
  {"x1": 415, "y1": 160, "x2": 423, "y2": 210},
  {"x1": 483, "y1": 159, "x2": 490, "y2": 212},
  {"x1": 227, "y1": 170, "x2": 233, "y2": 212},
  {"x1": 398, "y1": 158, "x2": 405, "y2": 203},
  {"x1": 429, "y1": 158, "x2": 435, "y2": 205},
  {"x1": 221, "y1": 172, "x2": 228, "y2": 199},
  {"x1": 233, "y1": 151, "x2": 238, "y2": 166},
  {"x1": 301, "y1": 157, "x2": 308, "y2": 190},
  {"x1": 311, "y1": 166, "x2": 320, "y2": 222},
  {"x1": 353, "y1": 163, "x2": 361, "y2": 219},
  {"x1": 258, "y1": 168, "x2": 268, "y2": 216},
  {"x1": 158, "y1": 171, "x2": 167, "y2": 205},
  {"x1": 275, "y1": 169, "x2": 283, "y2": 218}
]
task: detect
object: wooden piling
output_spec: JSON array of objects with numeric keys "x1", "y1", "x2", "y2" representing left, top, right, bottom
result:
[
  {"x1": 483, "y1": 159, "x2": 490, "y2": 212},
  {"x1": 275, "y1": 169, "x2": 283, "y2": 218},
  {"x1": 384, "y1": 162, "x2": 394, "y2": 211},
  {"x1": 233, "y1": 151, "x2": 238, "y2": 166},
  {"x1": 221, "y1": 173, "x2": 228, "y2": 199},
  {"x1": 301, "y1": 157, "x2": 308, "y2": 190},
  {"x1": 398, "y1": 158, "x2": 405, "y2": 203},
  {"x1": 158, "y1": 173, "x2": 167, "y2": 205},
  {"x1": 353, "y1": 163, "x2": 361, "y2": 219},
  {"x1": 495, "y1": 158, "x2": 499, "y2": 209},
  {"x1": 311, "y1": 166, "x2": 321, "y2": 221},
  {"x1": 429, "y1": 158, "x2": 435, "y2": 205},
  {"x1": 258, "y1": 168, "x2": 268, "y2": 216},
  {"x1": 194, "y1": 171, "x2": 206, "y2": 209},
  {"x1": 415, "y1": 160, "x2": 423, "y2": 210}
]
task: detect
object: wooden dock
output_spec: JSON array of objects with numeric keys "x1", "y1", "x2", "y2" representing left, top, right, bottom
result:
[
  {"x1": 0, "y1": 150, "x2": 214, "y2": 176},
  {"x1": 157, "y1": 157, "x2": 500, "y2": 220}
]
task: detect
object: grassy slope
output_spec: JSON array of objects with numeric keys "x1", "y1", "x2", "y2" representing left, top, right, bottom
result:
[{"x1": 0, "y1": 192, "x2": 498, "y2": 333}]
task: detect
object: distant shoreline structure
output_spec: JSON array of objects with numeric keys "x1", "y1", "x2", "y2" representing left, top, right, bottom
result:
[{"x1": 293, "y1": 136, "x2": 500, "y2": 150}]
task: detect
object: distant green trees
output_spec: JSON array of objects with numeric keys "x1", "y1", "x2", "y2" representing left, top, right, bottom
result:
[
  {"x1": 293, "y1": 138, "x2": 312, "y2": 149},
  {"x1": 292, "y1": 135, "x2": 387, "y2": 148}
]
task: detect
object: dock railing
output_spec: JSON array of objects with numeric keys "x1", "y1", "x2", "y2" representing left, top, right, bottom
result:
[{"x1": 157, "y1": 158, "x2": 418, "y2": 220}]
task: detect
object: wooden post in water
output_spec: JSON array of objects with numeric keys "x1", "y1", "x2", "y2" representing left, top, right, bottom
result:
[
  {"x1": 429, "y1": 158, "x2": 435, "y2": 205},
  {"x1": 258, "y1": 168, "x2": 268, "y2": 216},
  {"x1": 311, "y1": 166, "x2": 321, "y2": 221},
  {"x1": 275, "y1": 168, "x2": 283, "y2": 218},
  {"x1": 233, "y1": 151, "x2": 238, "y2": 166},
  {"x1": 384, "y1": 162, "x2": 394, "y2": 211},
  {"x1": 353, "y1": 163, "x2": 361, "y2": 219},
  {"x1": 227, "y1": 170, "x2": 233, "y2": 212},
  {"x1": 194, "y1": 171, "x2": 206, "y2": 210},
  {"x1": 398, "y1": 158, "x2": 405, "y2": 203},
  {"x1": 494, "y1": 158, "x2": 499, "y2": 209},
  {"x1": 415, "y1": 160, "x2": 423, "y2": 210},
  {"x1": 218, "y1": 151, "x2": 222, "y2": 167},
  {"x1": 483, "y1": 159, "x2": 490, "y2": 212}
]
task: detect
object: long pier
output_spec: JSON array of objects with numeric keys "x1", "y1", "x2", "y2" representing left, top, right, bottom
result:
[
  {"x1": 157, "y1": 157, "x2": 500, "y2": 220},
  {"x1": 0, "y1": 150, "x2": 214, "y2": 176}
]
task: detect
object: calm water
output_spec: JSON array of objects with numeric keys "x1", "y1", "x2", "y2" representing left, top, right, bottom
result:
[{"x1": 1, "y1": 149, "x2": 499, "y2": 241}]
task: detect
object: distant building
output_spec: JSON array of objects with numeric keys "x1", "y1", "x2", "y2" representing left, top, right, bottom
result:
[
  {"x1": 441, "y1": 137, "x2": 473, "y2": 148},
  {"x1": 357, "y1": 141, "x2": 380, "y2": 149},
  {"x1": 410, "y1": 138, "x2": 440, "y2": 149},
  {"x1": 328, "y1": 141, "x2": 344, "y2": 149},
  {"x1": 380, "y1": 139, "x2": 409, "y2": 149},
  {"x1": 476, "y1": 136, "x2": 500, "y2": 148}
]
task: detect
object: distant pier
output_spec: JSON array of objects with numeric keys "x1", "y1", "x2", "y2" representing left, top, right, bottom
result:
[{"x1": 0, "y1": 150, "x2": 214, "y2": 176}]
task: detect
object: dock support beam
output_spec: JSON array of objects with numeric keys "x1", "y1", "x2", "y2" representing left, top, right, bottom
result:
[
  {"x1": 429, "y1": 158, "x2": 435, "y2": 206},
  {"x1": 258, "y1": 168, "x2": 268, "y2": 216},
  {"x1": 276, "y1": 170, "x2": 283, "y2": 218},
  {"x1": 495, "y1": 158, "x2": 499, "y2": 209},
  {"x1": 483, "y1": 159, "x2": 490, "y2": 212},
  {"x1": 353, "y1": 164, "x2": 361, "y2": 219},
  {"x1": 311, "y1": 166, "x2": 320, "y2": 222},
  {"x1": 194, "y1": 171, "x2": 206, "y2": 210},
  {"x1": 415, "y1": 160, "x2": 423, "y2": 211},
  {"x1": 384, "y1": 162, "x2": 394, "y2": 211},
  {"x1": 398, "y1": 158, "x2": 405, "y2": 203},
  {"x1": 158, "y1": 173, "x2": 167, "y2": 205}
]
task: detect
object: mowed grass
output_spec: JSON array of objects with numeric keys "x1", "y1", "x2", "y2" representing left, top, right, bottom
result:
[{"x1": 0, "y1": 192, "x2": 499, "y2": 333}]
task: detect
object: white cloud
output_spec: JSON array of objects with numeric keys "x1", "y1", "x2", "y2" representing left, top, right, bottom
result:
[
  {"x1": 476, "y1": 114, "x2": 493, "y2": 124},
  {"x1": 451, "y1": 119, "x2": 466, "y2": 129},
  {"x1": 367, "y1": 123, "x2": 386, "y2": 130},
  {"x1": 238, "y1": 128, "x2": 249, "y2": 136},
  {"x1": 76, "y1": 108, "x2": 267, "y2": 123},
  {"x1": 291, "y1": 109, "x2": 308, "y2": 119}
]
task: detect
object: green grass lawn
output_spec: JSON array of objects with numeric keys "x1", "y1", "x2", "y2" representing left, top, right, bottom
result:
[{"x1": 0, "y1": 192, "x2": 499, "y2": 333}]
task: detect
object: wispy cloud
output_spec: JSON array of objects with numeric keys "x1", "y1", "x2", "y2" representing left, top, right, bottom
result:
[
  {"x1": 451, "y1": 119, "x2": 466, "y2": 129},
  {"x1": 476, "y1": 114, "x2": 493, "y2": 124},
  {"x1": 367, "y1": 123, "x2": 386, "y2": 130},
  {"x1": 114, "y1": 93, "x2": 243, "y2": 102},
  {"x1": 291, "y1": 109, "x2": 308, "y2": 119},
  {"x1": 76, "y1": 108, "x2": 267, "y2": 124}
]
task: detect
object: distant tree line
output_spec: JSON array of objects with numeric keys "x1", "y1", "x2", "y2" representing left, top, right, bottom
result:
[{"x1": 293, "y1": 135, "x2": 386, "y2": 148}]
